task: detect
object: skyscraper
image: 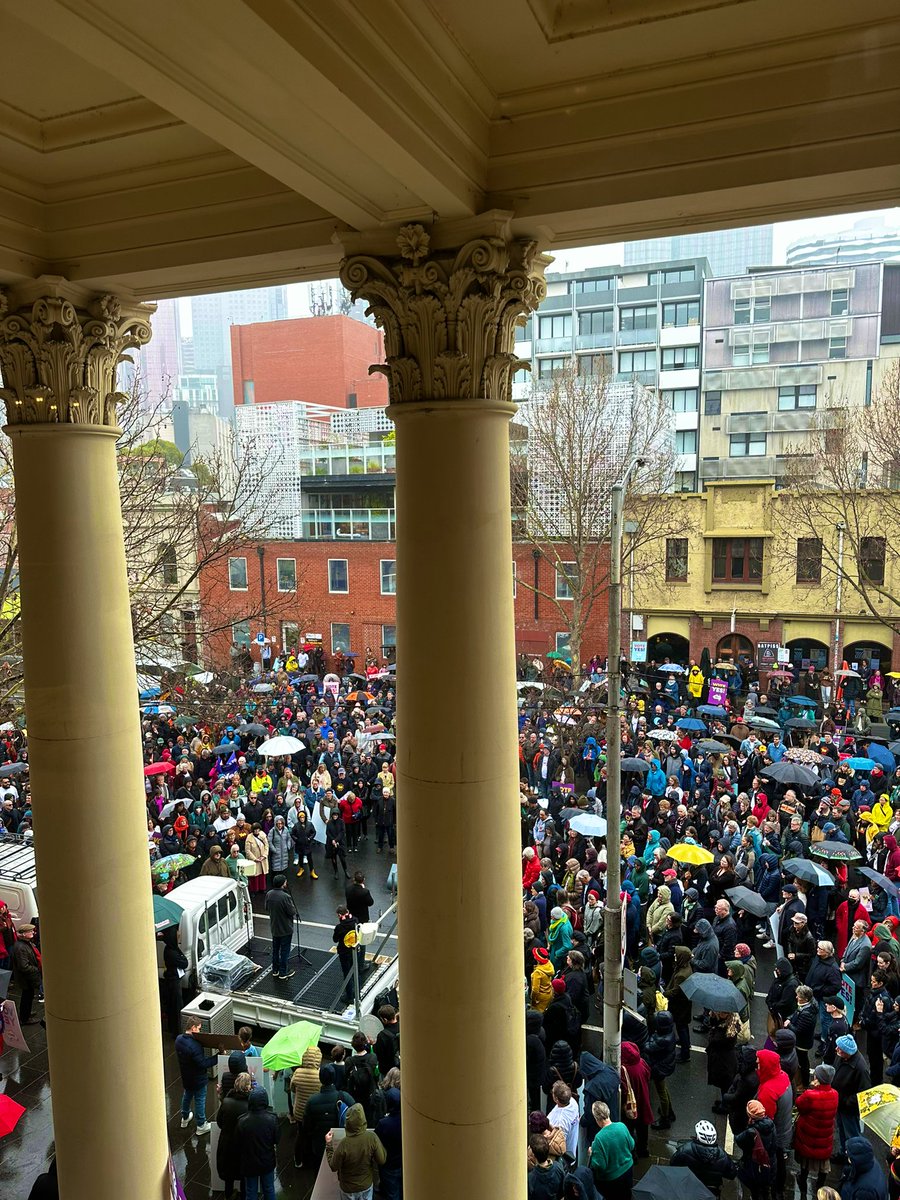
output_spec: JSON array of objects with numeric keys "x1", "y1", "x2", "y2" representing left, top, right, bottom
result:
[
  {"x1": 190, "y1": 287, "x2": 288, "y2": 418},
  {"x1": 137, "y1": 297, "x2": 181, "y2": 410},
  {"x1": 624, "y1": 225, "x2": 774, "y2": 277}
]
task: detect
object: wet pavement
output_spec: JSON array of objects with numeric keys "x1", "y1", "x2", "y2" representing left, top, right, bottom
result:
[{"x1": 0, "y1": 841, "x2": 863, "y2": 1196}]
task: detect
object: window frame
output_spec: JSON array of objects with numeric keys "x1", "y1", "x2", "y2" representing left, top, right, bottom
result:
[
  {"x1": 618, "y1": 349, "x2": 656, "y2": 374},
  {"x1": 704, "y1": 393, "x2": 722, "y2": 416},
  {"x1": 276, "y1": 557, "x2": 297, "y2": 592},
  {"x1": 555, "y1": 561, "x2": 578, "y2": 600},
  {"x1": 328, "y1": 558, "x2": 349, "y2": 594},
  {"x1": 381, "y1": 624, "x2": 397, "y2": 652},
  {"x1": 330, "y1": 622, "x2": 351, "y2": 654},
  {"x1": 380, "y1": 559, "x2": 397, "y2": 596},
  {"x1": 712, "y1": 537, "x2": 764, "y2": 584},
  {"x1": 228, "y1": 556, "x2": 248, "y2": 591},
  {"x1": 675, "y1": 429, "x2": 697, "y2": 454},
  {"x1": 232, "y1": 619, "x2": 251, "y2": 647},
  {"x1": 666, "y1": 388, "x2": 699, "y2": 413},
  {"x1": 830, "y1": 288, "x2": 849, "y2": 317},
  {"x1": 619, "y1": 305, "x2": 657, "y2": 332},
  {"x1": 665, "y1": 538, "x2": 689, "y2": 582},
  {"x1": 661, "y1": 345, "x2": 700, "y2": 371},
  {"x1": 828, "y1": 335, "x2": 847, "y2": 360},
  {"x1": 537, "y1": 356, "x2": 568, "y2": 378},
  {"x1": 777, "y1": 384, "x2": 817, "y2": 411},
  {"x1": 795, "y1": 537, "x2": 823, "y2": 584},
  {"x1": 661, "y1": 300, "x2": 700, "y2": 327},
  {"x1": 578, "y1": 309, "x2": 613, "y2": 335},
  {"x1": 859, "y1": 536, "x2": 886, "y2": 585},
  {"x1": 538, "y1": 313, "x2": 572, "y2": 340},
  {"x1": 729, "y1": 432, "x2": 767, "y2": 458}
]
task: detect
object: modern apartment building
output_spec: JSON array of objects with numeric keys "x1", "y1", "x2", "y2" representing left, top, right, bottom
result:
[
  {"x1": 624, "y1": 225, "x2": 773, "y2": 277},
  {"x1": 699, "y1": 261, "x2": 890, "y2": 484},
  {"x1": 787, "y1": 217, "x2": 900, "y2": 267},
  {"x1": 516, "y1": 258, "x2": 710, "y2": 490}
]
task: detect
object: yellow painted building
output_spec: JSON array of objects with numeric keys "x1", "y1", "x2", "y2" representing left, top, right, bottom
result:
[{"x1": 633, "y1": 480, "x2": 900, "y2": 673}]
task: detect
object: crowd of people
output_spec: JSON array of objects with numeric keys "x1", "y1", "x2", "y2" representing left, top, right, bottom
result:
[{"x1": 519, "y1": 653, "x2": 900, "y2": 1199}]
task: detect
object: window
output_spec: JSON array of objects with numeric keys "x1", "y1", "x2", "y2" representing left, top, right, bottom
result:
[
  {"x1": 159, "y1": 545, "x2": 177, "y2": 586},
  {"x1": 619, "y1": 306, "x2": 656, "y2": 331},
  {"x1": 331, "y1": 622, "x2": 351, "y2": 653},
  {"x1": 514, "y1": 319, "x2": 532, "y2": 342},
  {"x1": 712, "y1": 538, "x2": 764, "y2": 583},
  {"x1": 704, "y1": 392, "x2": 722, "y2": 416},
  {"x1": 232, "y1": 619, "x2": 251, "y2": 647},
  {"x1": 328, "y1": 558, "x2": 349, "y2": 593},
  {"x1": 733, "y1": 296, "x2": 771, "y2": 324},
  {"x1": 649, "y1": 268, "x2": 695, "y2": 284},
  {"x1": 732, "y1": 332, "x2": 770, "y2": 366},
  {"x1": 666, "y1": 538, "x2": 689, "y2": 581},
  {"x1": 661, "y1": 346, "x2": 699, "y2": 371},
  {"x1": 242, "y1": 380, "x2": 255, "y2": 405},
  {"x1": 571, "y1": 276, "x2": 613, "y2": 293},
  {"x1": 778, "y1": 384, "x2": 817, "y2": 410},
  {"x1": 579, "y1": 309, "x2": 613, "y2": 335},
  {"x1": 662, "y1": 300, "x2": 700, "y2": 327},
  {"x1": 538, "y1": 314, "x2": 572, "y2": 339},
  {"x1": 537, "y1": 356, "x2": 568, "y2": 378},
  {"x1": 276, "y1": 558, "x2": 296, "y2": 591},
  {"x1": 555, "y1": 632, "x2": 571, "y2": 653},
  {"x1": 674, "y1": 471, "x2": 697, "y2": 492},
  {"x1": 382, "y1": 625, "x2": 396, "y2": 651},
  {"x1": 828, "y1": 336, "x2": 847, "y2": 360},
  {"x1": 675, "y1": 429, "x2": 697, "y2": 454},
  {"x1": 831, "y1": 288, "x2": 849, "y2": 316},
  {"x1": 380, "y1": 559, "x2": 397, "y2": 595},
  {"x1": 859, "y1": 537, "x2": 886, "y2": 585},
  {"x1": 666, "y1": 388, "x2": 699, "y2": 413},
  {"x1": 730, "y1": 432, "x2": 767, "y2": 457},
  {"x1": 578, "y1": 353, "x2": 611, "y2": 376},
  {"x1": 228, "y1": 557, "x2": 248, "y2": 590},
  {"x1": 618, "y1": 350, "x2": 656, "y2": 374},
  {"x1": 796, "y1": 537, "x2": 822, "y2": 583},
  {"x1": 555, "y1": 562, "x2": 578, "y2": 600},
  {"x1": 281, "y1": 621, "x2": 299, "y2": 649}
]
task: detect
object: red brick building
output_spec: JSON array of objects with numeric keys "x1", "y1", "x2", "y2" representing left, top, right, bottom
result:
[
  {"x1": 230, "y1": 315, "x2": 388, "y2": 410},
  {"x1": 200, "y1": 540, "x2": 612, "y2": 670}
]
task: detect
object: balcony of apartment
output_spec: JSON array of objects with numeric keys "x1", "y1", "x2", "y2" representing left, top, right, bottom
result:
[
  {"x1": 298, "y1": 444, "x2": 396, "y2": 489},
  {"x1": 541, "y1": 293, "x2": 576, "y2": 311},
  {"x1": 659, "y1": 367, "x2": 700, "y2": 390},
  {"x1": 617, "y1": 326, "x2": 657, "y2": 346},
  {"x1": 300, "y1": 507, "x2": 396, "y2": 540},
  {"x1": 614, "y1": 370, "x2": 657, "y2": 387},
  {"x1": 700, "y1": 456, "x2": 776, "y2": 480},
  {"x1": 534, "y1": 336, "x2": 575, "y2": 354},
  {"x1": 660, "y1": 323, "x2": 701, "y2": 347},
  {"x1": 574, "y1": 331, "x2": 614, "y2": 351}
]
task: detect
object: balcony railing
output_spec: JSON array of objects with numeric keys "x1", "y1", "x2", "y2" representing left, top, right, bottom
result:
[{"x1": 301, "y1": 508, "x2": 396, "y2": 540}]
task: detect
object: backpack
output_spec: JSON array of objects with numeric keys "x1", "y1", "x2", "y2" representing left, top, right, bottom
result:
[{"x1": 346, "y1": 1058, "x2": 375, "y2": 1104}]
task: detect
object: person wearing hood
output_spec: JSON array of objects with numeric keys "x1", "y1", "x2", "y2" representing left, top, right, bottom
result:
[
  {"x1": 638, "y1": 965, "x2": 659, "y2": 1029},
  {"x1": 620, "y1": 1041, "x2": 652, "y2": 1158},
  {"x1": 707, "y1": 1011, "x2": 741, "y2": 1103},
  {"x1": 236, "y1": 1087, "x2": 279, "y2": 1200},
  {"x1": 289, "y1": 1043, "x2": 324, "y2": 1163},
  {"x1": 722, "y1": 1045, "x2": 759, "y2": 1133},
  {"x1": 645, "y1": 1010, "x2": 677, "y2": 1129},
  {"x1": 531, "y1": 947, "x2": 555, "y2": 1013},
  {"x1": 543, "y1": 979, "x2": 578, "y2": 1055},
  {"x1": 548, "y1": 907, "x2": 573, "y2": 970},
  {"x1": 526, "y1": 1008, "x2": 548, "y2": 1112},
  {"x1": 646, "y1": 760, "x2": 667, "y2": 798},
  {"x1": 840, "y1": 1135, "x2": 889, "y2": 1200},
  {"x1": 216, "y1": 1071, "x2": 252, "y2": 1200},
  {"x1": 578, "y1": 1051, "x2": 620, "y2": 1163},
  {"x1": 766, "y1": 958, "x2": 798, "y2": 1036},
  {"x1": 562, "y1": 1166, "x2": 597, "y2": 1200},
  {"x1": 687, "y1": 664, "x2": 704, "y2": 703},
  {"x1": 325, "y1": 1102, "x2": 386, "y2": 1197},
  {"x1": 794, "y1": 1063, "x2": 838, "y2": 1196},
  {"x1": 665, "y1": 945, "x2": 693, "y2": 1062},
  {"x1": 374, "y1": 1087, "x2": 402, "y2": 1200},
  {"x1": 726, "y1": 959, "x2": 753, "y2": 1038},
  {"x1": 646, "y1": 884, "x2": 674, "y2": 942},
  {"x1": 735, "y1": 1100, "x2": 778, "y2": 1200},
  {"x1": 833, "y1": 1034, "x2": 872, "y2": 1159},
  {"x1": 621, "y1": 880, "x2": 641, "y2": 963},
  {"x1": 161, "y1": 925, "x2": 189, "y2": 1038},
  {"x1": 543, "y1": 1039, "x2": 582, "y2": 1112},
  {"x1": 691, "y1": 918, "x2": 719, "y2": 974},
  {"x1": 302, "y1": 1065, "x2": 355, "y2": 1170},
  {"x1": 774, "y1": 1027, "x2": 800, "y2": 1094},
  {"x1": 671, "y1": 1119, "x2": 738, "y2": 1196}
]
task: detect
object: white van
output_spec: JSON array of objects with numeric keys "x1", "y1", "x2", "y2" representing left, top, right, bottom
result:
[
  {"x1": 159, "y1": 876, "x2": 254, "y2": 985},
  {"x1": 0, "y1": 838, "x2": 38, "y2": 925}
]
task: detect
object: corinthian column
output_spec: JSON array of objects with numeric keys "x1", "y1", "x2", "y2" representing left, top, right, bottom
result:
[
  {"x1": 0, "y1": 279, "x2": 169, "y2": 1200},
  {"x1": 340, "y1": 218, "x2": 549, "y2": 1200}
]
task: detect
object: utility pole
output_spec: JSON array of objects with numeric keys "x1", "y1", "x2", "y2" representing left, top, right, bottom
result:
[{"x1": 603, "y1": 461, "x2": 642, "y2": 1071}]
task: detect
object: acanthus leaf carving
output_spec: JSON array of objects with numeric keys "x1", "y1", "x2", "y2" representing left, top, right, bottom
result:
[{"x1": 340, "y1": 224, "x2": 550, "y2": 405}]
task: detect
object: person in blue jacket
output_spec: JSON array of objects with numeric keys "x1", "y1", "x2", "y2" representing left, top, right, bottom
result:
[
  {"x1": 646, "y1": 759, "x2": 667, "y2": 798},
  {"x1": 176, "y1": 1017, "x2": 219, "y2": 1135},
  {"x1": 840, "y1": 1135, "x2": 889, "y2": 1200}
]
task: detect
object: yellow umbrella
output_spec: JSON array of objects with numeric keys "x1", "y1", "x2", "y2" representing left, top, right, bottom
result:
[
  {"x1": 667, "y1": 843, "x2": 715, "y2": 866},
  {"x1": 887, "y1": 672, "x2": 900, "y2": 680},
  {"x1": 859, "y1": 1085, "x2": 900, "y2": 1149}
]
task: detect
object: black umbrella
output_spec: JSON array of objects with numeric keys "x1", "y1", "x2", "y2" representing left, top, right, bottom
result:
[
  {"x1": 680, "y1": 973, "x2": 744, "y2": 1013},
  {"x1": 296, "y1": 674, "x2": 319, "y2": 684},
  {"x1": 347, "y1": 673, "x2": 367, "y2": 683},
  {"x1": 811, "y1": 840, "x2": 862, "y2": 863},
  {"x1": 0, "y1": 761, "x2": 27, "y2": 778},
  {"x1": 761, "y1": 761, "x2": 818, "y2": 789},
  {"x1": 213, "y1": 742, "x2": 235, "y2": 755},
  {"x1": 753, "y1": 706, "x2": 780, "y2": 718},
  {"x1": 889, "y1": 742, "x2": 900, "y2": 756},
  {"x1": 726, "y1": 885, "x2": 776, "y2": 918},
  {"x1": 698, "y1": 739, "x2": 730, "y2": 754},
  {"x1": 633, "y1": 1165, "x2": 715, "y2": 1200},
  {"x1": 782, "y1": 857, "x2": 835, "y2": 886},
  {"x1": 236, "y1": 722, "x2": 267, "y2": 736},
  {"x1": 785, "y1": 716, "x2": 817, "y2": 731},
  {"x1": 860, "y1": 866, "x2": 900, "y2": 898},
  {"x1": 620, "y1": 757, "x2": 650, "y2": 773}
]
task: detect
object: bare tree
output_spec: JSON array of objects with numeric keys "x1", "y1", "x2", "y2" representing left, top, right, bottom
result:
[
  {"x1": 514, "y1": 362, "x2": 684, "y2": 669},
  {"x1": 775, "y1": 359, "x2": 900, "y2": 640}
]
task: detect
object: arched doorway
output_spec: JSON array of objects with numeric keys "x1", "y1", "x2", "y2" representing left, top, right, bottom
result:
[
  {"x1": 647, "y1": 632, "x2": 690, "y2": 665},
  {"x1": 786, "y1": 638, "x2": 829, "y2": 673},
  {"x1": 843, "y1": 639, "x2": 892, "y2": 678},
  {"x1": 716, "y1": 633, "x2": 754, "y2": 666}
]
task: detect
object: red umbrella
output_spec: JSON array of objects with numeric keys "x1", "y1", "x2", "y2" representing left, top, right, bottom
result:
[
  {"x1": 143, "y1": 762, "x2": 176, "y2": 777},
  {"x1": 0, "y1": 1093, "x2": 26, "y2": 1136}
]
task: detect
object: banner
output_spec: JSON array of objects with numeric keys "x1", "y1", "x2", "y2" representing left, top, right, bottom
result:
[
  {"x1": 840, "y1": 973, "x2": 856, "y2": 1026},
  {"x1": 1, "y1": 999, "x2": 29, "y2": 1052},
  {"x1": 756, "y1": 641, "x2": 780, "y2": 672},
  {"x1": 707, "y1": 677, "x2": 728, "y2": 707},
  {"x1": 630, "y1": 641, "x2": 647, "y2": 663}
]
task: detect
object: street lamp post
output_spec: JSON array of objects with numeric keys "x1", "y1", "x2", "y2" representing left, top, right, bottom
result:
[{"x1": 603, "y1": 462, "x2": 642, "y2": 1071}]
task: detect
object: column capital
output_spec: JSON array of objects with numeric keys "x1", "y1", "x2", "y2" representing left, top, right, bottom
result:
[
  {"x1": 0, "y1": 276, "x2": 154, "y2": 427},
  {"x1": 338, "y1": 215, "x2": 551, "y2": 405}
]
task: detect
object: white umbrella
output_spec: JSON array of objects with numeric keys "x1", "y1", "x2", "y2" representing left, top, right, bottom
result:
[
  {"x1": 253, "y1": 682, "x2": 274, "y2": 693},
  {"x1": 834, "y1": 669, "x2": 862, "y2": 679},
  {"x1": 569, "y1": 813, "x2": 607, "y2": 837},
  {"x1": 647, "y1": 729, "x2": 679, "y2": 742},
  {"x1": 257, "y1": 735, "x2": 305, "y2": 756},
  {"x1": 516, "y1": 681, "x2": 545, "y2": 691}
]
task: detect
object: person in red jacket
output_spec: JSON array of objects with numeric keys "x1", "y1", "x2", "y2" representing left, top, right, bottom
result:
[
  {"x1": 620, "y1": 1040, "x2": 653, "y2": 1160},
  {"x1": 835, "y1": 889, "x2": 871, "y2": 958},
  {"x1": 793, "y1": 1064, "x2": 838, "y2": 1195},
  {"x1": 337, "y1": 791, "x2": 364, "y2": 854},
  {"x1": 883, "y1": 834, "x2": 900, "y2": 883},
  {"x1": 522, "y1": 846, "x2": 542, "y2": 891}
]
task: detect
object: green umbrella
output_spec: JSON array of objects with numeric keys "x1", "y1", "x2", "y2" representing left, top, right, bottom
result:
[
  {"x1": 260, "y1": 1020, "x2": 322, "y2": 1071},
  {"x1": 152, "y1": 893, "x2": 184, "y2": 932},
  {"x1": 151, "y1": 853, "x2": 196, "y2": 879},
  {"x1": 859, "y1": 1085, "x2": 900, "y2": 1147}
]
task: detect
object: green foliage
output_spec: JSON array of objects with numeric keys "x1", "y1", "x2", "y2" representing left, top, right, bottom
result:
[{"x1": 128, "y1": 438, "x2": 184, "y2": 467}]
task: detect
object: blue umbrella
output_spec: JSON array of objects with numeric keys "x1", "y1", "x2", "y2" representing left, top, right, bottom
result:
[
  {"x1": 859, "y1": 866, "x2": 900, "y2": 898},
  {"x1": 698, "y1": 705, "x2": 727, "y2": 718},
  {"x1": 676, "y1": 717, "x2": 707, "y2": 732},
  {"x1": 657, "y1": 663, "x2": 685, "y2": 673},
  {"x1": 866, "y1": 743, "x2": 896, "y2": 770},
  {"x1": 845, "y1": 757, "x2": 877, "y2": 771},
  {"x1": 786, "y1": 695, "x2": 820, "y2": 708},
  {"x1": 139, "y1": 686, "x2": 161, "y2": 700}
]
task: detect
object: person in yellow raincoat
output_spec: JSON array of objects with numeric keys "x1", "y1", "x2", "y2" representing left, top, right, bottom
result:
[
  {"x1": 859, "y1": 794, "x2": 894, "y2": 843},
  {"x1": 687, "y1": 664, "x2": 705, "y2": 701},
  {"x1": 530, "y1": 946, "x2": 555, "y2": 1012}
]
